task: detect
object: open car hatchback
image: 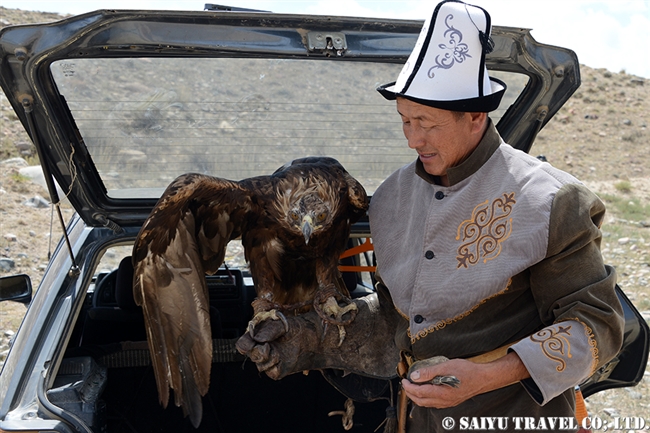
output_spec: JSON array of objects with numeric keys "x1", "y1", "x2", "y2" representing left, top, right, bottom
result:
[{"x1": 0, "y1": 4, "x2": 648, "y2": 433}]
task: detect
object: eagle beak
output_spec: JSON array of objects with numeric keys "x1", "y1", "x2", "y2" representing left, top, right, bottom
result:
[{"x1": 301, "y1": 215, "x2": 313, "y2": 244}]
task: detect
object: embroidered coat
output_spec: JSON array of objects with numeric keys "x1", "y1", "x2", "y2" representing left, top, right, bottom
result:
[{"x1": 368, "y1": 121, "x2": 624, "y2": 430}]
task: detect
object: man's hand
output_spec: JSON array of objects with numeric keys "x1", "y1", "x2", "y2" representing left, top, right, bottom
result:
[{"x1": 402, "y1": 352, "x2": 530, "y2": 408}]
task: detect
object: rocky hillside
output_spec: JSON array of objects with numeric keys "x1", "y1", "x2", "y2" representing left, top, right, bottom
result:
[{"x1": 1, "y1": 7, "x2": 649, "y2": 429}]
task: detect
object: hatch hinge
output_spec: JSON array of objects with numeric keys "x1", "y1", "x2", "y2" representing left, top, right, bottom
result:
[
  {"x1": 94, "y1": 214, "x2": 124, "y2": 234},
  {"x1": 307, "y1": 32, "x2": 348, "y2": 57}
]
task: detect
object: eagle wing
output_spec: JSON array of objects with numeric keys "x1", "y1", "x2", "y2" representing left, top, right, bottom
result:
[{"x1": 132, "y1": 173, "x2": 253, "y2": 427}]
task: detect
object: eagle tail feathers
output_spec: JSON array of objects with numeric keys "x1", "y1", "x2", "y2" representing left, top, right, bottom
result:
[{"x1": 175, "y1": 337, "x2": 210, "y2": 428}]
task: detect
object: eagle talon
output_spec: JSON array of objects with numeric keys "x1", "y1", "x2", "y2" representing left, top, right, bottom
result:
[
  {"x1": 316, "y1": 296, "x2": 358, "y2": 346},
  {"x1": 318, "y1": 296, "x2": 358, "y2": 324},
  {"x1": 321, "y1": 321, "x2": 329, "y2": 343},
  {"x1": 336, "y1": 325, "x2": 347, "y2": 347},
  {"x1": 247, "y1": 309, "x2": 289, "y2": 339}
]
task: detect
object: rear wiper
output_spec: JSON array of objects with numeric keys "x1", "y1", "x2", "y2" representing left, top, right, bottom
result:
[{"x1": 204, "y1": 3, "x2": 271, "y2": 12}]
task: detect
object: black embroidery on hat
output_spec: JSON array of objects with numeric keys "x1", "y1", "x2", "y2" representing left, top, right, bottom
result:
[
  {"x1": 400, "y1": 0, "x2": 450, "y2": 95},
  {"x1": 478, "y1": 31, "x2": 494, "y2": 54},
  {"x1": 460, "y1": 2, "x2": 492, "y2": 97},
  {"x1": 427, "y1": 13, "x2": 472, "y2": 78},
  {"x1": 465, "y1": 2, "x2": 494, "y2": 55}
]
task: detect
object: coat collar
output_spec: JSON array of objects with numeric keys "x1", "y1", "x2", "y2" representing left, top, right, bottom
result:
[{"x1": 415, "y1": 118, "x2": 501, "y2": 186}]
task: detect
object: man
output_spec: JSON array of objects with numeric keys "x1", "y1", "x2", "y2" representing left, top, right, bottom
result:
[{"x1": 237, "y1": 1, "x2": 624, "y2": 431}]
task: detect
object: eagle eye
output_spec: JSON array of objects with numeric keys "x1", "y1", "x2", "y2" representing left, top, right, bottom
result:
[
  {"x1": 289, "y1": 210, "x2": 300, "y2": 221},
  {"x1": 316, "y1": 211, "x2": 327, "y2": 222}
]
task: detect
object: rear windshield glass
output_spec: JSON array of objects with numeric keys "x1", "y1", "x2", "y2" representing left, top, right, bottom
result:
[{"x1": 51, "y1": 58, "x2": 527, "y2": 197}]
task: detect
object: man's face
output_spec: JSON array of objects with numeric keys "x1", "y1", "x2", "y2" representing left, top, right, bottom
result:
[{"x1": 396, "y1": 97, "x2": 486, "y2": 185}]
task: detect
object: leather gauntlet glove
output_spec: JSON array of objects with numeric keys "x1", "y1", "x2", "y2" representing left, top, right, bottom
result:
[{"x1": 236, "y1": 293, "x2": 400, "y2": 380}]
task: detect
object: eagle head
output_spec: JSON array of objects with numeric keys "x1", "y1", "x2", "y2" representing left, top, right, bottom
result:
[{"x1": 287, "y1": 194, "x2": 331, "y2": 245}]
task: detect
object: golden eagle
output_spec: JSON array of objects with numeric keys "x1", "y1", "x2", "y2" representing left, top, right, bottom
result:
[{"x1": 132, "y1": 156, "x2": 368, "y2": 427}]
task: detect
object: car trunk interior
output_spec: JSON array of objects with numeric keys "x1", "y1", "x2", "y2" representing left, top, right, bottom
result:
[{"x1": 50, "y1": 239, "x2": 393, "y2": 433}]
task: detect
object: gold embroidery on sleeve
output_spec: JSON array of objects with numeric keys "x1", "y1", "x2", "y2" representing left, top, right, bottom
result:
[
  {"x1": 565, "y1": 318, "x2": 600, "y2": 375},
  {"x1": 456, "y1": 192, "x2": 516, "y2": 269},
  {"x1": 530, "y1": 325, "x2": 573, "y2": 372}
]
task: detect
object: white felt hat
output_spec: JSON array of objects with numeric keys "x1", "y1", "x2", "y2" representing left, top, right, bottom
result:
[{"x1": 377, "y1": 0, "x2": 506, "y2": 112}]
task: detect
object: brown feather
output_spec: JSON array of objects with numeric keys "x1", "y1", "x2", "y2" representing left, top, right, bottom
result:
[{"x1": 132, "y1": 157, "x2": 368, "y2": 426}]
